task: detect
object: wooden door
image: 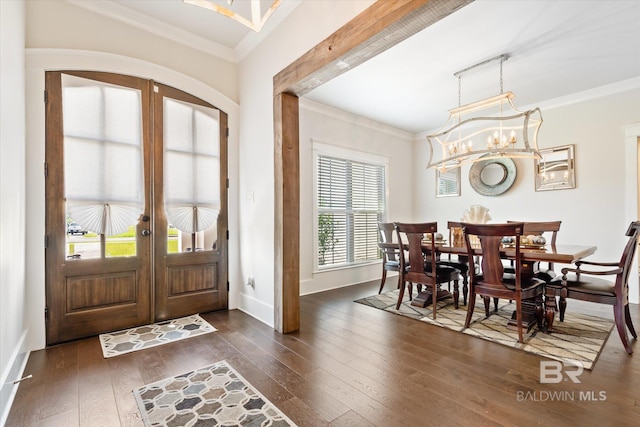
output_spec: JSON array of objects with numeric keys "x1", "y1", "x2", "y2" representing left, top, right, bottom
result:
[
  {"x1": 152, "y1": 83, "x2": 228, "y2": 320},
  {"x1": 45, "y1": 72, "x2": 228, "y2": 345}
]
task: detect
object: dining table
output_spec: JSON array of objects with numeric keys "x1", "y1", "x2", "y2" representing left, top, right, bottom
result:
[{"x1": 380, "y1": 240, "x2": 598, "y2": 333}]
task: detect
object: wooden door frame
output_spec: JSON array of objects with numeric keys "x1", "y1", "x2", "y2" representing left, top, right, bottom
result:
[{"x1": 273, "y1": 0, "x2": 474, "y2": 333}]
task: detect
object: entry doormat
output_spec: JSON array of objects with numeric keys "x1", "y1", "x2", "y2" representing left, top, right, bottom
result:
[
  {"x1": 99, "y1": 314, "x2": 216, "y2": 358},
  {"x1": 355, "y1": 290, "x2": 614, "y2": 370},
  {"x1": 134, "y1": 360, "x2": 297, "y2": 427}
]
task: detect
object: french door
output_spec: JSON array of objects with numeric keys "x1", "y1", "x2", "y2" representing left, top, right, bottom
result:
[{"x1": 45, "y1": 71, "x2": 228, "y2": 345}]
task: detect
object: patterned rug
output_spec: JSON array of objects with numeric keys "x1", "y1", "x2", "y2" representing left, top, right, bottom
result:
[
  {"x1": 355, "y1": 290, "x2": 614, "y2": 370},
  {"x1": 134, "y1": 360, "x2": 297, "y2": 427},
  {"x1": 99, "y1": 314, "x2": 216, "y2": 358}
]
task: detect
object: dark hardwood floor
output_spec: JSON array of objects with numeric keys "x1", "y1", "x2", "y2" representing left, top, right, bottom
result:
[{"x1": 6, "y1": 279, "x2": 640, "y2": 426}]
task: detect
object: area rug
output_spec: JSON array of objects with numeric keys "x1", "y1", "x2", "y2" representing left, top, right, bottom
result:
[
  {"x1": 355, "y1": 290, "x2": 614, "y2": 370},
  {"x1": 133, "y1": 360, "x2": 297, "y2": 427},
  {"x1": 99, "y1": 314, "x2": 216, "y2": 358}
]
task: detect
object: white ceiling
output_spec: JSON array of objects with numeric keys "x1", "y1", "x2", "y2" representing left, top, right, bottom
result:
[
  {"x1": 305, "y1": 0, "x2": 640, "y2": 134},
  {"x1": 70, "y1": 0, "x2": 303, "y2": 60},
  {"x1": 76, "y1": 0, "x2": 640, "y2": 134}
]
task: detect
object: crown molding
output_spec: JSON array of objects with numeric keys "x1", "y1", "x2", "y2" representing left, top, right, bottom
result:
[
  {"x1": 526, "y1": 76, "x2": 640, "y2": 111},
  {"x1": 300, "y1": 97, "x2": 414, "y2": 141},
  {"x1": 415, "y1": 77, "x2": 640, "y2": 140},
  {"x1": 65, "y1": 0, "x2": 236, "y2": 62}
]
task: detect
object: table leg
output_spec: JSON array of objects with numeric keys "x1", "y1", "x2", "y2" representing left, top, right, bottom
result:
[
  {"x1": 507, "y1": 297, "x2": 542, "y2": 333},
  {"x1": 411, "y1": 287, "x2": 452, "y2": 308},
  {"x1": 545, "y1": 287, "x2": 558, "y2": 332},
  {"x1": 506, "y1": 262, "x2": 541, "y2": 332}
]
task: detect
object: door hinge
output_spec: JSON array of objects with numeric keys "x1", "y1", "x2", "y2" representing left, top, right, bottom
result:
[
  {"x1": 227, "y1": 281, "x2": 230, "y2": 291},
  {"x1": 44, "y1": 90, "x2": 48, "y2": 104},
  {"x1": 226, "y1": 128, "x2": 229, "y2": 138},
  {"x1": 226, "y1": 178, "x2": 229, "y2": 188},
  {"x1": 226, "y1": 230, "x2": 229, "y2": 240},
  {"x1": 44, "y1": 235, "x2": 48, "y2": 248},
  {"x1": 44, "y1": 307, "x2": 49, "y2": 322},
  {"x1": 44, "y1": 162, "x2": 48, "y2": 177}
]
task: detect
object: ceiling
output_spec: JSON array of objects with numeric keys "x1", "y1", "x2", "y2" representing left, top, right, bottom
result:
[
  {"x1": 71, "y1": 0, "x2": 303, "y2": 60},
  {"x1": 76, "y1": 0, "x2": 640, "y2": 134}
]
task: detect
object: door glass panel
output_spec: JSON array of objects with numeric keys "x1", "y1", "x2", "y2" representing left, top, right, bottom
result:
[
  {"x1": 164, "y1": 98, "x2": 220, "y2": 253},
  {"x1": 62, "y1": 74, "x2": 144, "y2": 259}
]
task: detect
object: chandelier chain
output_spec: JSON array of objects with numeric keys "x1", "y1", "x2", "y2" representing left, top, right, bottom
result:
[{"x1": 500, "y1": 57, "x2": 504, "y2": 94}]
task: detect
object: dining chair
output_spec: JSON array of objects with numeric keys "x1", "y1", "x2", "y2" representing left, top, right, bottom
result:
[
  {"x1": 506, "y1": 220, "x2": 562, "y2": 282},
  {"x1": 438, "y1": 221, "x2": 470, "y2": 305},
  {"x1": 545, "y1": 221, "x2": 640, "y2": 354},
  {"x1": 377, "y1": 222, "x2": 402, "y2": 294},
  {"x1": 394, "y1": 222, "x2": 460, "y2": 317},
  {"x1": 462, "y1": 222, "x2": 546, "y2": 343}
]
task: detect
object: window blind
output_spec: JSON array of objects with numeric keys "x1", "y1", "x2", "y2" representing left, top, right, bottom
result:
[{"x1": 317, "y1": 154, "x2": 386, "y2": 268}]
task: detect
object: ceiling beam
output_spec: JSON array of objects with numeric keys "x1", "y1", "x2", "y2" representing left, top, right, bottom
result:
[{"x1": 274, "y1": 0, "x2": 473, "y2": 97}]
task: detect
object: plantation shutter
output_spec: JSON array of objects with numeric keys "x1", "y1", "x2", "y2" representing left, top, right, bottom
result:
[{"x1": 317, "y1": 154, "x2": 385, "y2": 268}]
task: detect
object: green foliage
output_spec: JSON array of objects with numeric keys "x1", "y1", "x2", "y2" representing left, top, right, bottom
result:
[
  {"x1": 318, "y1": 213, "x2": 338, "y2": 265},
  {"x1": 106, "y1": 241, "x2": 136, "y2": 257}
]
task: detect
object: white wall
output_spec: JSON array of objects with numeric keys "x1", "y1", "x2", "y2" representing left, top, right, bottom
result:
[
  {"x1": 236, "y1": 0, "x2": 375, "y2": 326},
  {"x1": 0, "y1": 1, "x2": 29, "y2": 424},
  {"x1": 25, "y1": 0, "x2": 238, "y2": 103},
  {"x1": 414, "y1": 86, "x2": 640, "y2": 302},
  {"x1": 22, "y1": 1, "x2": 241, "y2": 351},
  {"x1": 299, "y1": 99, "x2": 414, "y2": 295}
]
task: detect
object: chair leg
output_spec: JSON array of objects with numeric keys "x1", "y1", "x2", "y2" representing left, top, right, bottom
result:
[
  {"x1": 483, "y1": 296, "x2": 490, "y2": 317},
  {"x1": 462, "y1": 274, "x2": 468, "y2": 306},
  {"x1": 432, "y1": 283, "x2": 438, "y2": 320},
  {"x1": 378, "y1": 268, "x2": 387, "y2": 294},
  {"x1": 453, "y1": 279, "x2": 459, "y2": 309},
  {"x1": 544, "y1": 292, "x2": 558, "y2": 333},
  {"x1": 625, "y1": 304, "x2": 638, "y2": 339},
  {"x1": 535, "y1": 294, "x2": 544, "y2": 330},
  {"x1": 395, "y1": 280, "x2": 406, "y2": 310},
  {"x1": 464, "y1": 291, "x2": 476, "y2": 328},
  {"x1": 614, "y1": 304, "x2": 633, "y2": 354},
  {"x1": 493, "y1": 297, "x2": 499, "y2": 312},
  {"x1": 516, "y1": 298, "x2": 524, "y2": 344},
  {"x1": 559, "y1": 297, "x2": 567, "y2": 322}
]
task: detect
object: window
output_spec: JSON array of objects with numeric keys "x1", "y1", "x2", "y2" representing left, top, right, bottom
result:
[{"x1": 315, "y1": 146, "x2": 387, "y2": 269}]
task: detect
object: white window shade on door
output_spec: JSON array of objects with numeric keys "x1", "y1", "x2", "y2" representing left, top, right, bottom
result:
[
  {"x1": 164, "y1": 98, "x2": 220, "y2": 234},
  {"x1": 62, "y1": 75, "x2": 144, "y2": 236}
]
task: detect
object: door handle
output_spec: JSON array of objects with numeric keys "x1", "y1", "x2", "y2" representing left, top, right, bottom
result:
[
  {"x1": 141, "y1": 229, "x2": 151, "y2": 236},
  {"x1": 141, "y1": 215, "x2": 150, "y2": 222}
]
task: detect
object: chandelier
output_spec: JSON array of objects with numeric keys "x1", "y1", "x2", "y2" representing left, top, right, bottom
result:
[
  {"x1": 184, "y1": 0, "x2": 282, "y2": 33},
  {"x1": 426, "y1": 54, "x2": 542, "y2": 172}
]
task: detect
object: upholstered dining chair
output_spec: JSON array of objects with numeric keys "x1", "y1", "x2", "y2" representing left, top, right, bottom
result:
[
  {"x1": 438, "y1": 220, "x2": 471, "y2": 305},
  {"x1": 393, "y1": 222, "x2": 460, "y2": 317},
  {"x1": 545, "y1": 221, "x2": 640, "y2": 354},
  {"x1": 462, "y1": 222, "x2": 546, "y2": 343},
  {"x1": 506, "y1": 220, "x2": 562, "y2": 282},
  {"x1": 377, "y1": 222, "x2": 402, "y2": 294}
]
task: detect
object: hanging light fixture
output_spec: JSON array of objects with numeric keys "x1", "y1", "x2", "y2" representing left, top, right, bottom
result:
[
  {"x1": 184, "y1": 0, "x2": 282, "y2": 33},
  {"x1": 426, "y1": 54, "x2": 542, "y2": 172}
]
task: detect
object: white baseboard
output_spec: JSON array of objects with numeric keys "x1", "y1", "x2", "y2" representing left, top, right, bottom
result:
[
  {"x1": 236, "y1": 292, "x2": 274, "y2": 328},
  {"x1": 0, "y1": 330, "x2": 30, "y2": 427}
]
